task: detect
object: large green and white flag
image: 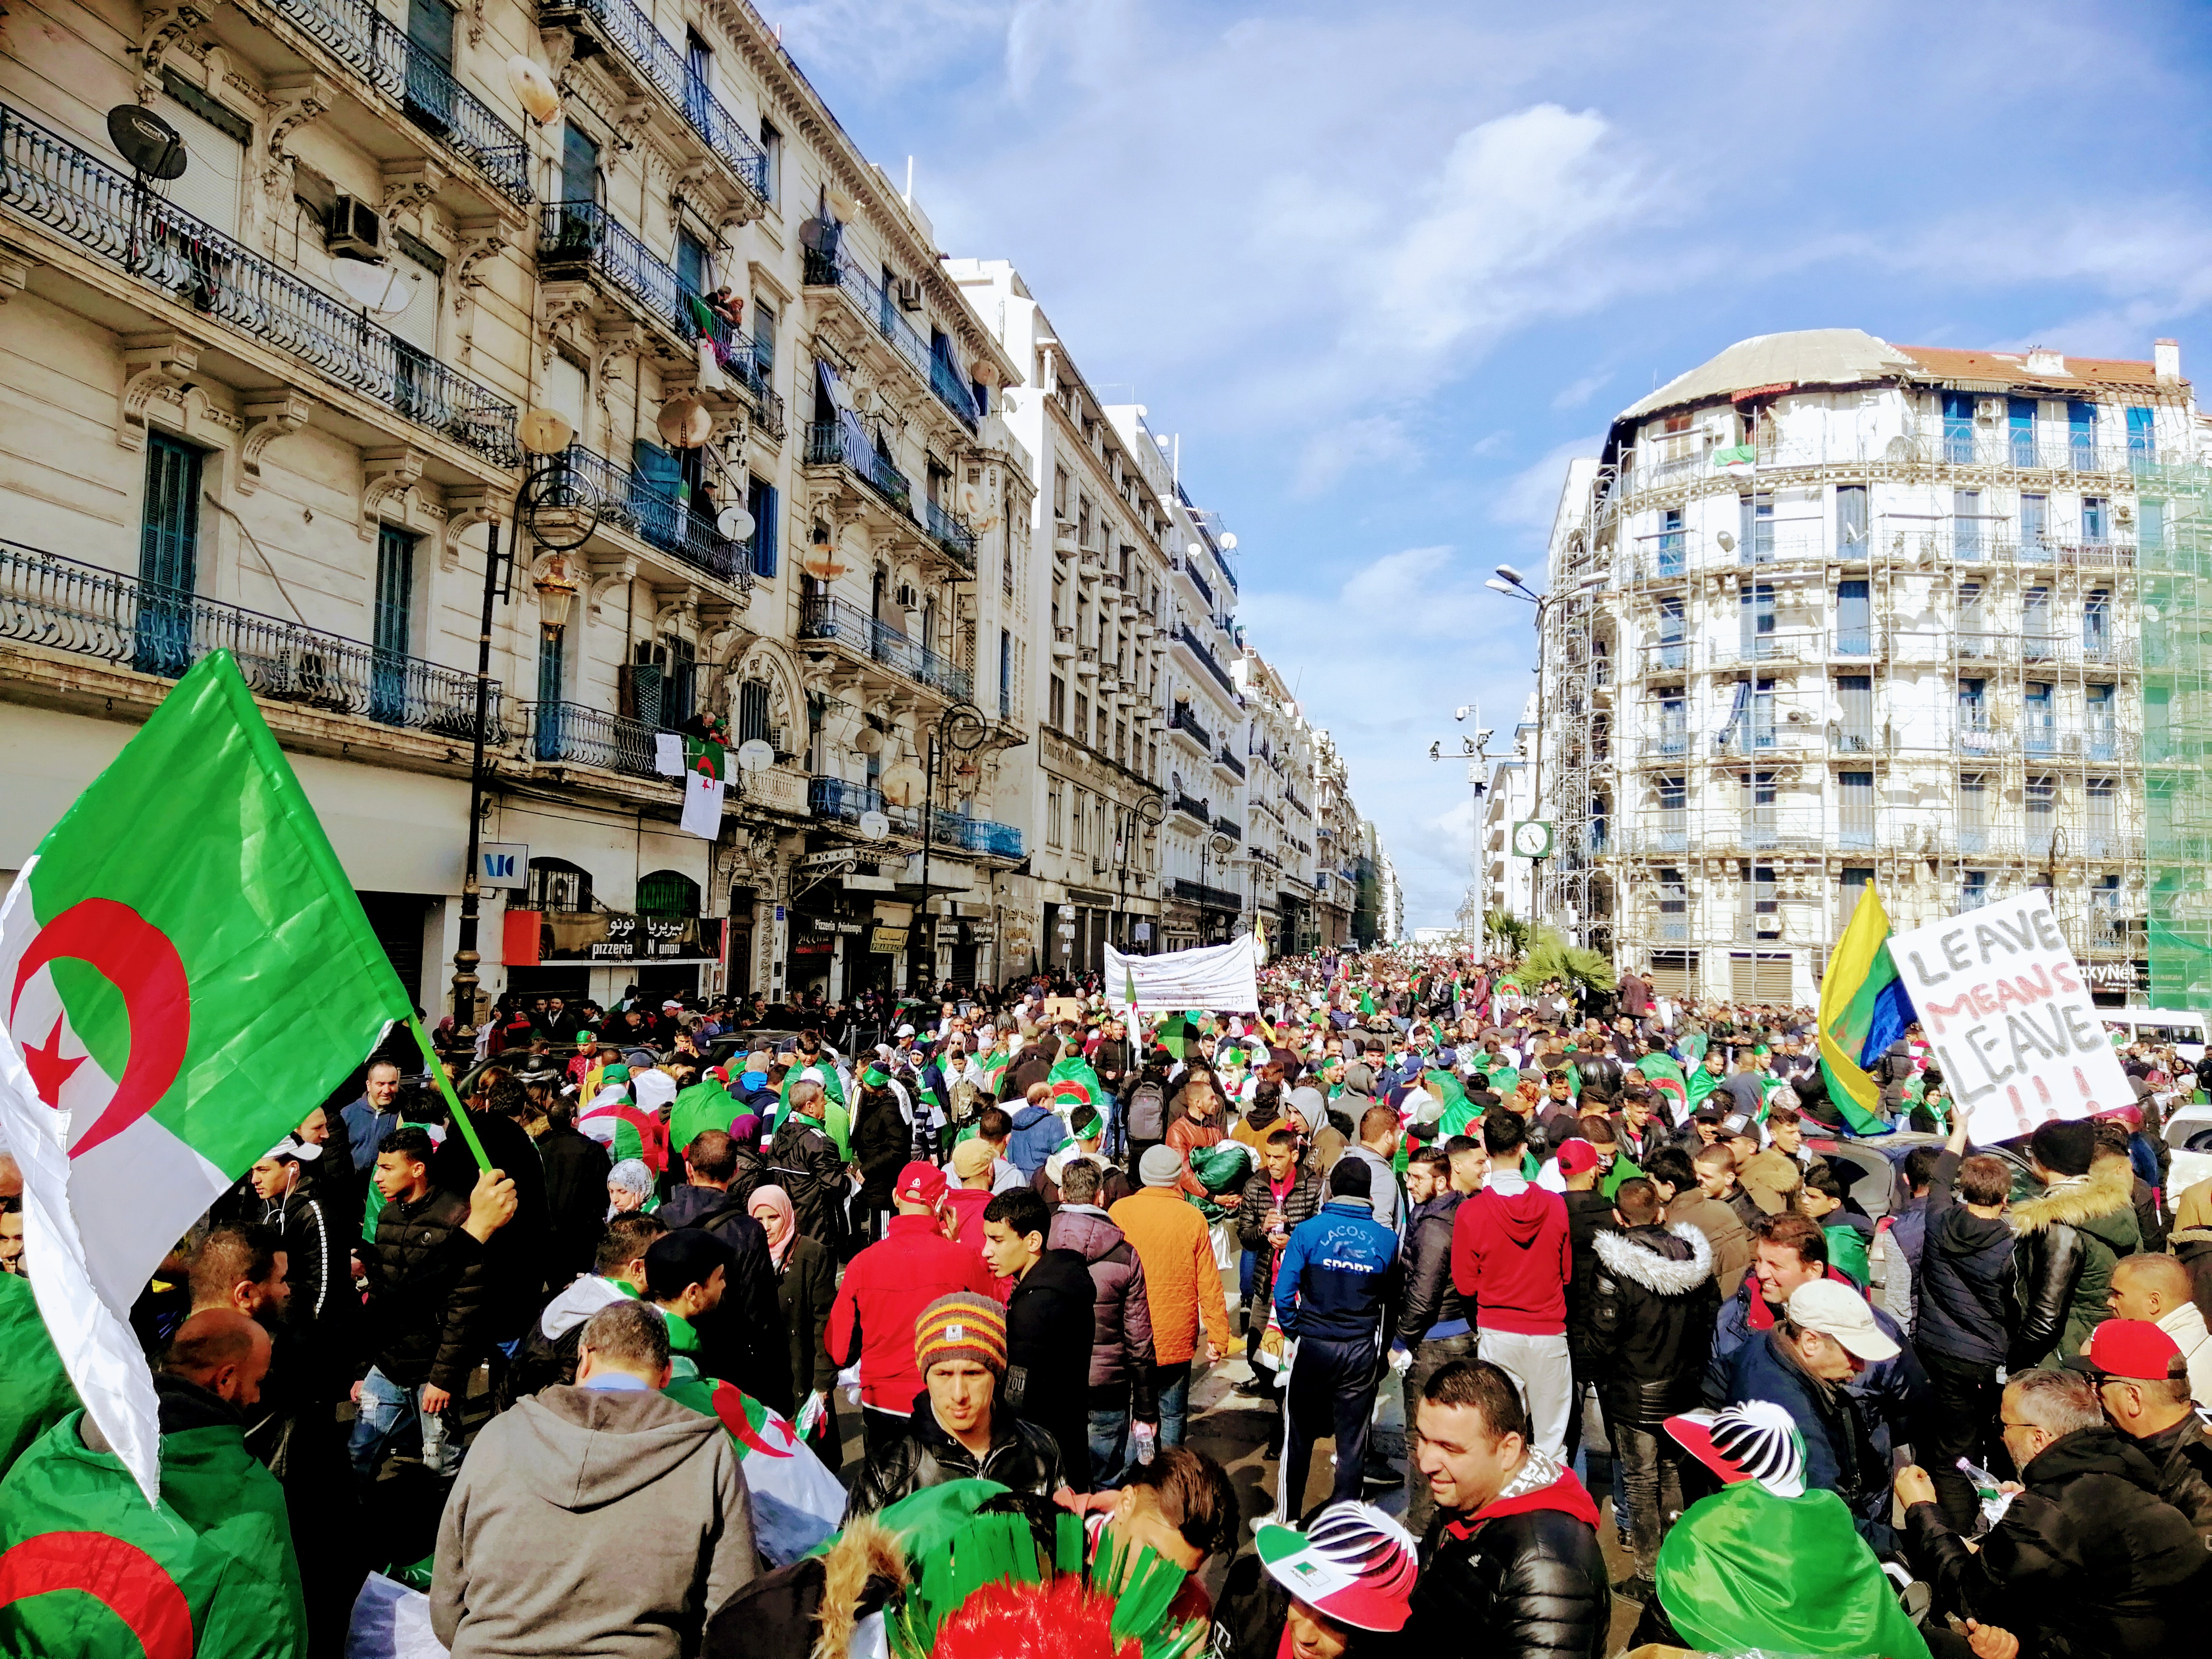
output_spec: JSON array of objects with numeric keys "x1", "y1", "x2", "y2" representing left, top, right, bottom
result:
[{"x1": 0, "y1": 651, "x2": 415, "y2": 1502}]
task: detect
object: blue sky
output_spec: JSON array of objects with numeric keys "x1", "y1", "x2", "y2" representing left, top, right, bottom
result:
[{"x1": 764, "y1": 0, "x2": 2212, "y2": 928}]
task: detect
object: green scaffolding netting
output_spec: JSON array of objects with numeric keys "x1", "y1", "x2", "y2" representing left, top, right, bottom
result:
[{"x1": 2139, "y1": 456, "x2": 2212, "y2": 1010}]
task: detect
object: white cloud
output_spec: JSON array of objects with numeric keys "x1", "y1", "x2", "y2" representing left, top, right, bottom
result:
[
  {"x1": 1552, "y1": 370, "x2": 1611, "y2": 410},
  {"x1": 1294, "y1": 415, "x2": 1421, "y2": 499},
  {"x1": 1491, "y1": 436, "x2": 1602, "y2": 530}
]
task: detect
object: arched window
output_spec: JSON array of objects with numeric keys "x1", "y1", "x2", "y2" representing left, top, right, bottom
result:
[
  {"x1": 636, "y1": 869, "x2": 701, "y2": 917},
  {"x1": 527, "y1": 857, "x2": 592, "y2": 911}
]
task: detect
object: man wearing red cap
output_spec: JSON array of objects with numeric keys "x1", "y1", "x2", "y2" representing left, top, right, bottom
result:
[
  {"x1": 827, "y1": 1161, "x2": 995, "y2": 1455},
  {"x1": 2068, "y1": 1317, "x2": 2212, "y2": 1543}
]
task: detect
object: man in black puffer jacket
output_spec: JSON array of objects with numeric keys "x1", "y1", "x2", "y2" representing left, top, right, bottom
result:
[
  {"x1": 1587, "y1": 1178, "x2": 1717, "y2": 1598},
  {"x1": 1405, "y1": 1357, "x2": 1610, "y2": 1659},
  {"x1": 1912, "y1": 1119, "x2": 2017, "y2": 1530},
  {"x1": 1398, "y1": 1146, "x2": 1472, "y2": 1536}
]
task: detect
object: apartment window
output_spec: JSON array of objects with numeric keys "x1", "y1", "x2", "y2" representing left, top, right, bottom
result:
[
  {"x1": 135, "y1": 431, "x2": 202, "y2": 674},
  {"x1": 1837, "y1": 673, "x2": 1874, "y2": 752},
  {"x1": 1943, "y1": 392, "x2": 1975, "y2": 463},
  {"x1": 1740, "y1": 582, "x2": 1775, "y2": 659},
  {"x1": 1048, "y1": 674, "x2": 1066, "y2": 729},
  {"x1": 1658, "y1": 867, "x2": 1688, "y2": 942},
  {"x1": 1958, "y1": 677, "x2": 1989, "y2": 746},
  {"x1": 736, "y1": 678, "x2": 771, "y2": 745},
  {"x1": 1656, "y1": 595, "x2": 1686, "y2": 671},
  {"x1": 1053, "y1": 466, "x2": 1070, "y2": 518},
  {"x1": 2020, "y1": 493, "x2": 2049, "y2": 557},
  {"x1": 998, "y1": 627, "x2": 1013, "y2": 721},
  {"x1": 1836, "y1": 484, "x2": 1868, "y2": 555},
  {"x1": 1750, "y1": 678, "x2": 1776, "y2": 750},
  {"x1": 2082, "y1": 496, "x2": 2108, "y2": 544},
  {"x1": 1954, "y1": 488, "x2": 1984, "y2": 559},
  {"x1": 2128, "y1": 406, "x2": 2156, "y2": 468},
  {"x1": 2083, "y1": 588, "x2": 2110, "y2": 660},
  {"x1": 1741, "y1": 770, "x2": 1777, "y2": 848},
  {"x1": 1658, "y1": 508, "x2": 1685, "y2": 577},
  {"x1": 2023, "y1": 585, "x2": 2053, "y2": 659},
  {"x1": 2148, "y1": 684, "x2": 2173, "y2": 761},
  {"x1": 2067, "y1": 400, "x2": 2097, "y2": 469},
  {"x1": 1077, "y1": 493, "x2": 1092, "y2": 549},
  {"x1": 1840, "y1": 865, "x2": 1874, "y2": 923},
  {"x1": 1743, "y1": 862, "x2": 1779, "y2": 939},
  {"x1": 2026, "y1": 774, "x2": 2056, "y2": 855},
  {"x1": 675, "y1": 228, "x2": 710, "y2": 302},
  {"x1": 1047, "y1": 782, "x2": 1063, "y2": 847},
  {"x1": 2087, "y1": 684, "x2": 2116, "y2": 758},
  {"x1": 2142, "y1": 496, "x2": 2167, "y2": 552},
  {"x1": 1656, "y1": 688, "x2": 1686, "y2": 756},
  {"x1": 1740, "y1": 493, "x2": 1775, "y2": 565},
  {"x1": 1071, "y1": 788, "x2": 1087, "y2": 854},
  {"x1": 370, "y1": 527, "x2": 415, "y2": 723},
  {"x1": 2087, "y1": 776, "x2": 2117, "y2": 854},
  {"x1": 1959, "y1": 772, "x2": 1988, "y2": 853},
  {"x1": 1839, "y1": 769, "x2": 1875, "y2": 850},
  {"x1": 2009, "y1": 397, "x2": 2037, "y2": 467},
  {"x1": 2024, "y1": 682, "x2": 2055, "y2": 753},
  {"x1": 757, "y1": 118, "x2": 781, "y2": 204},
  {"x1": 751, "y1": 301, "x2": 775, "y2": 377},
  {"x1": 160, "y1": 70, "x2": 250, "y2": 237},
  {"x1": 1835, "y1": 578, "x2": 1870, "y2": 656},
  {"x1": 1075, "y1": 692, "x2": 1089, "y2": 742},
  {"x1": 1958, "y1": 581, "x2": 1988, "y2": 657},
  {"x1": 1116, "y1": 718, "x2": 1128, "y2": 763},
  {"x1": 746, "y1": 476, "x2": 777, "y2": 577},
  {"x1": 536, "y1": 624, "x2": 565, "y2": 712},
  {"x1": 1962, "y1": 869, "x2": 1991, "y2": 910}
]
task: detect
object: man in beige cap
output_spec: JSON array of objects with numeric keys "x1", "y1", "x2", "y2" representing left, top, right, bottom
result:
[
  {"x1": 1720, "y1": 1278, "x2": 1897, "y2": 1524},
  {"x1": 946, "y1": 1136, "x2": 1001, "y2": 1286}
]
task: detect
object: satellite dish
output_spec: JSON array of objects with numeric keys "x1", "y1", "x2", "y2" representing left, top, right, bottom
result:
[
  {"x1": 1186, "y1": 542, "x2": 1202, "y2": 559},
  {"x1": 797, "y1": 217, "x2": 830, "y2": 254},
  {"x1": 715, "y1": 504, "x2": 756, "y2": 542},
  {"x1": 516, "y1": 407, "x2": 575, "y2": 457},
  {"x1": 657, "y1": 394, "x2": 711, "y2": 449},
  {"x1": 1717, "y1": 531, "x2": 1736, "y2": 552},
  {"x1": 857, "y1": 810, "x2": 890, "y2": 841},
  {"x1": 329, "y1": 257, "x2": 416, "y2": 316},
  {"x1": 108, "y1": 104, "x2": 187, "y2": 180},
  {"x1": 1219, "y1": 532, "x2": 1238, "y2": 551},
  {"x1": 827, "y1": 187, "x2": 859, "y2": 222},
  {"x1": 735, "y1": 738, "x2": 774, "y2": 773},
  {"x1": 878, "y1": 762, "x2": 925, "y2": 807},
  {"x1": 506, "y1": 53, "x2": 561, "y2": 124},
  {"x1": 854, "y1": 727, "x2": 885, "y2": 756}
]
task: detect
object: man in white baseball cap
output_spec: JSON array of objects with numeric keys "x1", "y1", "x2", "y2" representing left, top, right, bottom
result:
[{"x1": 1719, "y1": 1278, "x2": 1897, "y2": 1527}]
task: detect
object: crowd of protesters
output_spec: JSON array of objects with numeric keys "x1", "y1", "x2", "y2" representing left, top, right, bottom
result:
[{"x1": 7, "y1": 947, "x2": 2212, "y2": 1659}]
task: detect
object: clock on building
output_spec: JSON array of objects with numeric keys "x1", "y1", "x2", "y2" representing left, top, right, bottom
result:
[{"x1": 1511, "y1": 820, "x2": 1554, "y2": 860}]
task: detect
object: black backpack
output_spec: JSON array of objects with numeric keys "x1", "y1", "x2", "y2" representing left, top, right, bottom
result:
[{"x1": 1126, "y1": 1080, "x2": 1166, "y2": 1140}]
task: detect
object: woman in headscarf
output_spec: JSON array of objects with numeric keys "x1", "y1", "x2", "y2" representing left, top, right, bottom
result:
[
  {"x1": 749, "y1": 1183, "x2": 842, "y2": 1467},
  {"x1": 606, "y1": 1158, "x2": 657, "y2": 1219}
]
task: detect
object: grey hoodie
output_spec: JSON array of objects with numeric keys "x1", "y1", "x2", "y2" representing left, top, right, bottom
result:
[{"x1": 432, "y1": 1383, "x2": 755, "y2": 1659}]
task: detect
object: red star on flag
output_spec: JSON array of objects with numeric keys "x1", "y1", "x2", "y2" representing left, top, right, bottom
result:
[{"x1": 22, "y1": 1013, "x2": 87, "y2": 1108}]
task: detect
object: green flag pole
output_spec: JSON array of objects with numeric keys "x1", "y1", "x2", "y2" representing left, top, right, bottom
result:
[{"x1": 406, "y1": 1016, "x2": 494, "y2": 1172}]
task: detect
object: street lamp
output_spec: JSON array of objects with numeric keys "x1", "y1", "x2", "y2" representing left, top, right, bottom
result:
[
  {"x1": 880, "y1": 701, "x2": 989, "y2": 993},
  {"x1": 445, "y1": 409, "x2": 593, "y2": 1054},
  {"x1": 1199, "y1": 830, "x2": 1235, "y2": 945},
  {"x1": 1488, "y1": 567, "x2": 1605, "y2": 926}
]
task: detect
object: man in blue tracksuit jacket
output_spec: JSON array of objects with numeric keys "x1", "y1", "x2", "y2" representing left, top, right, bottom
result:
[{"x1": 1272, "y1": 1155, "x2": 1399, "y2": 1518}]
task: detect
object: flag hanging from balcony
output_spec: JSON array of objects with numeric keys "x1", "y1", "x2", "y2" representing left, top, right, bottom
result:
[
  {"x1": 1817, "y1": 884, "x2": 1915, "y2": 1136},
  {"x1": 681, "y1": 736, "x2": 726, "y2": 840},
  {"x1": 0, "y1": 650, "x2": 416, "y2": 1504}
]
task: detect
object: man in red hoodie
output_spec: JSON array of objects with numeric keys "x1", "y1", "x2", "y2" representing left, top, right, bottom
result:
[
  {"x1": 828, "y1": 1160, "x2": 996, "y2": 1455},
  {"x1": 1450, "y1": 1111, "x2": 1574, "y2": 1459}
]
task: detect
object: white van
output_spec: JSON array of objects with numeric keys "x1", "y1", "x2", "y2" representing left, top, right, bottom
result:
[{"x1": 2104, "y1": 1008, "x2": 2209, "y2": 1066}]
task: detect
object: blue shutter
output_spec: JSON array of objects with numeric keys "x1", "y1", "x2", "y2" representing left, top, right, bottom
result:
[{"x1": 746, "y1": 475, "x2": 777, "y2": 577}]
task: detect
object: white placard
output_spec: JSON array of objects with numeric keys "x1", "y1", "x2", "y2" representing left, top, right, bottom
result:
[
  {"x1": 1887, "y1": 889, "x2": 2132, "y2": 1143},
  {"x1": 1105, "y1": 934, "x2": 1261, "y2": 1015},
  {"x1": 654, "y1": 732, "x2": 685, "y2": 777}
]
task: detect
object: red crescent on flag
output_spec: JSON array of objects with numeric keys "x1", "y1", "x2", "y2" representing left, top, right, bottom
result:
[
  {"x1": 709, "y1": 1382, "x2": 795, "y2": 1458},
  {"x1": 1049, "y1": 1080, "x2": 1094, "y2": 1109},
  {"x1": 579, "y1": 1103, "x2": 669, "y2": 1171},
  {"x1": 0, "y1": 1531, "x2": 194, "y2": 1659},
  {"x1": 10, "y1": 898, "x2": 191, "y2": 1160}
]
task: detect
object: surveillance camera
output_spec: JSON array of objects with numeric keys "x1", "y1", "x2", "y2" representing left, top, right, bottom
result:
[
  {"x1": 1478, "y1": 729, "x2": 1494, "y2": 745},
  {"x1": 1455, "y1": 706, "x2": 1471, "y2": 721},
  {"x1": 1427, "y1": 741, "x2": 1441, "y2": 761}
]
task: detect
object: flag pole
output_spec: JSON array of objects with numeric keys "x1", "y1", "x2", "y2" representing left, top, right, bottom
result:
[{"x1": 406, "y1": 1016, "x2": 494, "y2": 1172}]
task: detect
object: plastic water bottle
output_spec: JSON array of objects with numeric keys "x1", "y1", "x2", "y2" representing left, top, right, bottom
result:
[{"x1": 1132, "y1": 1419, "x2": 1157, "y2": 1466}]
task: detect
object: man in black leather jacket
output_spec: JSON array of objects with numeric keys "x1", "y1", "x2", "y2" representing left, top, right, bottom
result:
[
  {"x1": 1404, "y1": 1357, "x2": 1610, "y2": 1659},
  {"x1": 1397, "y1": 1147, "x2": 1473, "y2": 1536},
  {"x1": 842, "y1": 1291, "x2": 1063, "y2": 1522}
]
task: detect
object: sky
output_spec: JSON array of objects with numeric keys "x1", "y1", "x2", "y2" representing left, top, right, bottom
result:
[{"x1": 760, "y1": 0, "x2": 2212, "y2": 929}]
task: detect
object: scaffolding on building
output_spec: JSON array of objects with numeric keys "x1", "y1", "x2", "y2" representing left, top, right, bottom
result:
[{"x1": 1555, "y1": 383, "x2": 2193, "y2": 1006}]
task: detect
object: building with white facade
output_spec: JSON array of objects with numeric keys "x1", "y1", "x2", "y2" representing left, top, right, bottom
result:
[
  {"x1": 1534, "y1": 328, "x2": 2206, "y2": 1007},
  {"x1": 1481, "y1": 693, "x2": 1539, "y2": 934},
  {"x1": 1234, "y1": 648, "x2": 1323, "y2": 953}
]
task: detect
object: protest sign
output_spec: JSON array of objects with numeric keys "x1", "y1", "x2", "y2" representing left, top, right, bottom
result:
[
  {"x1": 1886, "y1": 889, "x2": 2132, "y2": 1143},
  {"x1": 1105, "y1": 934, "x2": 1262, "y2": 1015},
  {"x1": 1042, "y1": 996, "x2": 1085, "y2": 1024}
]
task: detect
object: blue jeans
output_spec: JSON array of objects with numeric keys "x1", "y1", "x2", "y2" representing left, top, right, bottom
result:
[
  {"x1": 349, "y1": 1365, "x2": 461, "y2": 1479},
  {"x1": 1088, "y1": 1405, "x2": 1130, "y2": 1490},
  {"x1": 1153, "y1": 1361, "x2": 1191, "y2": 1447}
]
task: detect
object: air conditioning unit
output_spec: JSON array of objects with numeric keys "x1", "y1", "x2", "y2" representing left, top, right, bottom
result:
[
  {"x1": 327, "y1": 195, "x2": 384, "y2": 258},
  {"x1": 895, "y1": 276, "x2": 924, "y2": 312}
]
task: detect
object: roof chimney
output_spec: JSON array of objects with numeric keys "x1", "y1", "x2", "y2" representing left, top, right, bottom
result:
[{"x1": 2155, "y1": 338, "x2": 2182, "y2": 384}]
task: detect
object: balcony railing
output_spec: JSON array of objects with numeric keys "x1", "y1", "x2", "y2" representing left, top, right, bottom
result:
[
  {"x1": 1213, "y1": 817, "x2": 1243, "y2": 842},
  {"x1": 253, "y1": 0, "x2": 530, "y2": 201},
  {"x1": 541, "y1": 198, "x2": 683, "y2": 325},
  {"x1": 1174, "y1": 554, "x2": 1214, "y2": 607},
  {"x1": 1, "y1": 538, "x2": 498, "y2": 736},
  {"x1": 802, "y1": 248, "x2": 978, "y2": 431},
  {"x1": 525, "y1": 700, "x2": 657, "y2": 775},
  {"x1": 1169, "y1": 704, "x2": 1213, "y2": 750},
  {"x1": 805, "y1": 421, "x2": 914, "y2": 517},
  {"x1": 928, "y1": 809, "x2": 1022, "y2": 860},
  {"x1": 1284, "y1": 786, "x2": 1309, "y2": 814},
  {"x1": 1173, "y1": 878, "x2": 1241, "y2": 911},
  {"x1": 536, "y1": 445, "x2": 755, "y2": 589},
  {"x1": 922, "y1": 498, "x2": 979, "y2": 570},
  {"x1": 538, "y1": 0, "x2": 768, "y2": 202},
  {"x1": 797, "y1": 592, "x2": 971, "y2": 699},
  {"x1": 809, "y1": 774, "x2": 900, "y2": 828},
  {"x1": 1216, "y1": 745, "x2": 1247, "y2": 778},
  {"x1": 1176, "y1": 622, "x2": 1238, "y2": 693},
  {"x1": 0, "y1": 100, "x2": 520, "y2": 465},
  {"x1": 1172, "y1": 791, "x2": 1211, "y2": 823}
]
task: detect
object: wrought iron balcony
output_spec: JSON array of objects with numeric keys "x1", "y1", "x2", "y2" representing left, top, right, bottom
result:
[
  {"x1": 1172, "y1": 790, "x2": 1211, "y2": 823},
  {"x1": 1213, "y1": 817, "x2": 1243, "y2": 842},
  {"x1": 1173, "y1": 878, "x2": 1241, "y2": 911},
  {"x1": 541, "y1": 200, "x2": 682, "y2": 327},
  {"x1": 1169, "y1": 704, "x2": 1213, "y2": 750},
  {"x1": 928, "y1": 809, "x2": 1023, "y2": 860},
  {"x1": 524, "y1": 700, "x2": 657, "y2": 776},
  {"x1": 806, "y1": 421, "x2": 914, "y2": 517},
  {"x1": 1284, "y1": 786, "x2": 1309, "y2": 814},
  {"x1": 923, "y1": 498, "x2": 978, "y2": 571},
  {"x1": 1174, "y1": 554, "x2": 1214, "y2": 607},
  {"x1": 535, "y1": 446, "x2": 755, "y2": 590},
  {"x1": 676, "y1": 288, "x2": 785, "y2": 439},
  {"x1": 798, "y1": 592, "x2": 972, "y2": 700},
  {"x1": 1216, "y1": 745, "x2": 1246, "y2": 778},
  {"x1": 0, "y1": 100, "x2": 519, "y2": 465},
  {"x1": 3, "y1": 537, "x2": 497, "y2": 737},
  {"x1": 802, "y1": 249, "x2": 979, "y2": 431},
  {"x1": 538, "y1": 0, "x2": 769, "y2": 203},
  {"x1": 1176, "y1": 622, "x2": 1238, "y2": 693},
  {"x1": 258, "y1": 0, "x2": 529, "y2": 201},
  {"x1": 810, "y1": 774, "x2": 900, "y2": 827}
]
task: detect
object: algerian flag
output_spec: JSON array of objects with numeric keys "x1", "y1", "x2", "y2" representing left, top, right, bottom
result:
[
  {"x1": 0, "y1": 651, "x2": 423, "y2": 1502},
  {"x1": 681, "y1": 736, "x2": 726, "y2": 841},
  {"x1": 1636, "y1": 1052, "x2": 1690, "y2": 1121},
  {"x1": 0, "y1": 1402, "x2": 308, "y2": 1656},
  {"x1": 0, "y1": 1271, "x2": 76, "y2": 1481},
  {"x1": 665, "y1": 1376, "x2": 847, "y2": 1565},
  {"x1": 1048, "y1": 1053, "x2": 1105, "y2": 1113},
  {"x1": 1357, "y1": 987, "x2": 1377, "y2": 1017}
]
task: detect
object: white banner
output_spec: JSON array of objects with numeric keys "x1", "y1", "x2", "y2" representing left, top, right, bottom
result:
[
  {"x1": 1106, "y1": 934, "x2": 1261, "y2": 1014},
  {"x1": 1887, "y1": 889, "x2": 2133, "y2": 1144}
]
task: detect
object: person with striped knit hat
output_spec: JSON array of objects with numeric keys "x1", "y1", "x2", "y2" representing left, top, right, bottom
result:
[{"x1": 841, "y1": 1290, "x2": 1065, "y2": 1522}]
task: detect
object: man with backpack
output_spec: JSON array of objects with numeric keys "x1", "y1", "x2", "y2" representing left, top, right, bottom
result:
[{"x1": 1125, "y1": 1065, "x2": 1171, "y2": 1169}]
